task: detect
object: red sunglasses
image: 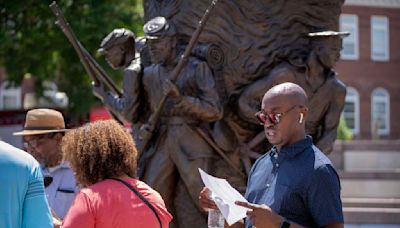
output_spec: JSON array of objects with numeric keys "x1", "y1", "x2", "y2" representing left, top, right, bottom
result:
[{"x1": 255, "y1": 105, "x2": 301, "y2": 126}]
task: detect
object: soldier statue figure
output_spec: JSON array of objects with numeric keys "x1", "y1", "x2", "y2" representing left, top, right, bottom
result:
[
  {"x1": 95, "y1": 17, "x2": 223, "y2": 227},
  {"x1": 54, "y1": 0, "x2": 349, "y2": 227},
  {"x1": 238, "y1": 31, "x2": 349, "y2": 154}
]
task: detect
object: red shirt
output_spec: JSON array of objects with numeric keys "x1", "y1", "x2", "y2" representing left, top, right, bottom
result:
[{"x1": 62, "y1": 178, "x2": 172, "y2": 228}]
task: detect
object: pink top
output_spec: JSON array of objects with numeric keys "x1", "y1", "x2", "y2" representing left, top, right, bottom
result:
[{"x1": 62, "y1": 178, "x2": 172, "y2": 228}]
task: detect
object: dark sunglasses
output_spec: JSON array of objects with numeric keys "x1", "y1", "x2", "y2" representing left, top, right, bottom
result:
[{"x1": 255, "y1": 105, "x2": 301, "y2": 126}]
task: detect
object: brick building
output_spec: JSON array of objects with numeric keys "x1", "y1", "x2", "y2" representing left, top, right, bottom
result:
[{"x1": 337, "y1": 0, "x2": 400, "y2": 139}]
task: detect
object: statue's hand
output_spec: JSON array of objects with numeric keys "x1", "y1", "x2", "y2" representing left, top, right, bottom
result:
[
  {"x1": 162, "y1": 79, "x2": 180, "y2": 98},
  {"x1": 139, "y1": 123, "x2": 151, "y2": 140},
  {"x1": 92, "y1": 81, "x2": 107, "y2": 101}
]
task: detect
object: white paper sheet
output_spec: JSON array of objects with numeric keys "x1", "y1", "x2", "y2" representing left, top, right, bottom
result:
[{"x1": 199, "y1": 168, "x2": 249, "y2": 225}]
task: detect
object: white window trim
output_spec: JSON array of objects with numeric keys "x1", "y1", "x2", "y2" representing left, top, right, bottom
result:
[
  {"x1": 345, "y1": 0, "x2": 400, "y2": 9},
  {"x1": 0, "y1": 81, "x2": 22, "y2": 110},
  {"x1": 344, "y1": 87, "x2": 360, "y2": 134},
  {"x1": 371, "y1": 16, "x2": 390, "y2": 61},
  {"x1": 340, "y1": 14, "x2": 359, "y2": 60},
  {"x1": 371, "y1": 87, "x2": 390, "y2": 135}
]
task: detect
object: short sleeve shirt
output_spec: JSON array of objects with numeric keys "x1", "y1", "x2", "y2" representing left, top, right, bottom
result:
[
  {"x1": 244, "y1": 136, "x2": 343, "y2": 227},
  {"x1": 0, "y1": 141, "x2": 52, "y2": 228},
  {"x1": 62, "y1": 178, "x2": 172, "y2": 228},
  {"x1": 43, "y1": 162, "x2": 78, "y2": 219}
]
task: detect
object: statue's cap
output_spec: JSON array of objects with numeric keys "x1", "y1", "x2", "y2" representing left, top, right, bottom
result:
[
  {"x1": 98, "y1": 28, "x2": 135, "y2": 55},
  {"x1": 307, "y1": 30, "x2": 350, "y2": 38},
  {"x1": 144, "y1": 17, "x2": 176, "y2": 40}
]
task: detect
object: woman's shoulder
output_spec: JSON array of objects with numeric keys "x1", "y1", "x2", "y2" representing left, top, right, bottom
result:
[
  {"x1": 127, "y1": 178, "x2": 163, "y2": 199},
  {"x1": 88, "y1": 178, "x2": 160, "y2": 197},
  {"x1": 81, "y1": 178, "x2": 165, "y2": 203},
  {"x1": 80, "y1": 179, "x2": 123, "y2": 194},
  {"x1": 128, "y1": 178, "x2": 173, "y2": 222}
]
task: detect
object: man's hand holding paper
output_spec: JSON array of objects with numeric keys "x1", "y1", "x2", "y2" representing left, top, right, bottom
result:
[{"x1": 198, "y1": 168, "x2": 250, "y2": 226}]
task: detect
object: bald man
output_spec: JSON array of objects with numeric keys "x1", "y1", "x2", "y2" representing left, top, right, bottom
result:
[{"x1": 200, "y1": 82, "x2": 343, "y2": 228}]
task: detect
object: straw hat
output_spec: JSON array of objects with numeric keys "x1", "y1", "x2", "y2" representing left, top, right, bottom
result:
[{"x1": 13, "y1": 109, "x2": 68, "y2": 136}]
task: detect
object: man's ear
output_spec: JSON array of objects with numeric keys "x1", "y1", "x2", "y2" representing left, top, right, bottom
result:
[
  {"x1": 300, "y1": 106, "x2": 309, "y2": 121},
  {"x1": 300, "y1": 106, "x2": 308, "y2": 113}
]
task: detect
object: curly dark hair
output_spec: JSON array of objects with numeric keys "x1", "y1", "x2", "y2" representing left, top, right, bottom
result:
[{"x1": 62, "y1": 120, "x2": 137, "y2": 186}]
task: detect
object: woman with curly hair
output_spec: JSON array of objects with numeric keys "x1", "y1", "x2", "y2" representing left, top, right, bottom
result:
[{"x1": 59, "y1": 120, "x2": 172, "y2": 228}]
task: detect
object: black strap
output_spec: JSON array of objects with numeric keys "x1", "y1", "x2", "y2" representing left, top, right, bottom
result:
[{"x1": 109, "y1": 178, "x2": 162, "y2": 228}]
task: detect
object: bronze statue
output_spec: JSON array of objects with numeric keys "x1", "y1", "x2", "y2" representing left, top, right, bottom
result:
[
  {"x1": 140, "y1": 1, "x2": 347, "y2": 225},
  {"x1": 237, "y1": 31, "x2": 349, "y2": 154},
  {"x1": 96, "y1": 17, "x2": 223, "y2": 227},
  {"x1": 50, "y1": 1, "x2": 124, "y2": 110},
  {"x1": 142, "y1": 17, "x2": 223, "y2": 227},
  {"x1": 52, "y1": 0, "x2": 349, "y2": 226},
  {"x1": 92, "y1": 28, "x2": 144, "y2": 124}
]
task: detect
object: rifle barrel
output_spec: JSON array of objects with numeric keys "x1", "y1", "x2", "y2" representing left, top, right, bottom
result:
[
  {"x1": 138, "y1": 0, "x2": 219, "y2": 154},
  {"x1": 50, "y1": 1, "x2": 123, "y2": 123},
  {"x1": 50, "y1": 1, "x2": 121, "y2": 97}
]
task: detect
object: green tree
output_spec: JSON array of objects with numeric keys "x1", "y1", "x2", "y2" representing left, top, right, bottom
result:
[
  {"x1": 337, "y1": 116, "x2": 352, "y2": 141},
  {"x1": 0, "y1": 0, "x2": 143, "y2": 120}
]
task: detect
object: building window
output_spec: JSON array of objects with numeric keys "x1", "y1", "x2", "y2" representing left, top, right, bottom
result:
[
  {"x1": 371, "y1": 88, "x2": 390, "y2": 136},
  {"x1": 343, "y1": 87, "x2": 360, "y2": 134},
  {"x1": 340, "y1": 14, "x2": 359, "y2": 60},
  {"x1": 371, "y1": 16, "x2": 389, "y2": 61},
  {"x1": 0, "y1": 81, "x2": 21, "y2": 110}
]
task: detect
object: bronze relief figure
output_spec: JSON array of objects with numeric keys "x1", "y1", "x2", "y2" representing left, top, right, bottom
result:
[{"x1": 66, "y1": 0, "x2": 349, "y2": 227}]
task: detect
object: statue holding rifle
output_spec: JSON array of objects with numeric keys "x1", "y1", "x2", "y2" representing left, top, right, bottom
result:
[
  {"x1": 143, "y1": 17, "x2": 223, "y2": 227},
  {"x1": 49, "y1": 1, "x2": 124, "y2": 123},
  {"x1": 51, "y1": 0, "x2": 348, "y2": 226},
  {"x1": 97, "y1": 17, "x2": 223, "y2": 227},
  {"x1": 92, "y1": 28, "x2": 145, "y2": 125},
  {"x1": 51, "y1": 1, "x2": 226, "y2": 225}
]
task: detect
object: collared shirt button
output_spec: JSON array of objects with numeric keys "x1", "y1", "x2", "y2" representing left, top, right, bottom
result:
[
  {"x1": 266, "y1": 183, "x2": 270, "y2": 187},
  {"x1": 274, "y1": 154, "x2": 278, "y2": 159},
  {"x1": 276, "y1": 163, "x2": 279, "y2": 168}
]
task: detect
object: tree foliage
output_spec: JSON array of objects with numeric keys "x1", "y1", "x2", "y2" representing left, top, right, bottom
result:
[
  {"x1": 337, "y1": 116, "x2": 352, "y2": 141},
  {"x1": 0, "y1": 0, "x2": 144, "y2": 120}
]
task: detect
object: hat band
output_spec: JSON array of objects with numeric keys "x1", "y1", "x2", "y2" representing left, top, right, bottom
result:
[{"x1": 24, "y1": 126, "x2": 64, "y2": 130}]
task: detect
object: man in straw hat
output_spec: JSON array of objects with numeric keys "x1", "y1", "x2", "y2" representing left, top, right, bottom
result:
[{"x1": 13, "y1": 108, "x2": 78, "y2": 219}]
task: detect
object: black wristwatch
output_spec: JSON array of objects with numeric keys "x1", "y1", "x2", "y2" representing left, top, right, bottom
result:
[{"x1": 280, "y1": 218, "x2": 291, "y2": 228}]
